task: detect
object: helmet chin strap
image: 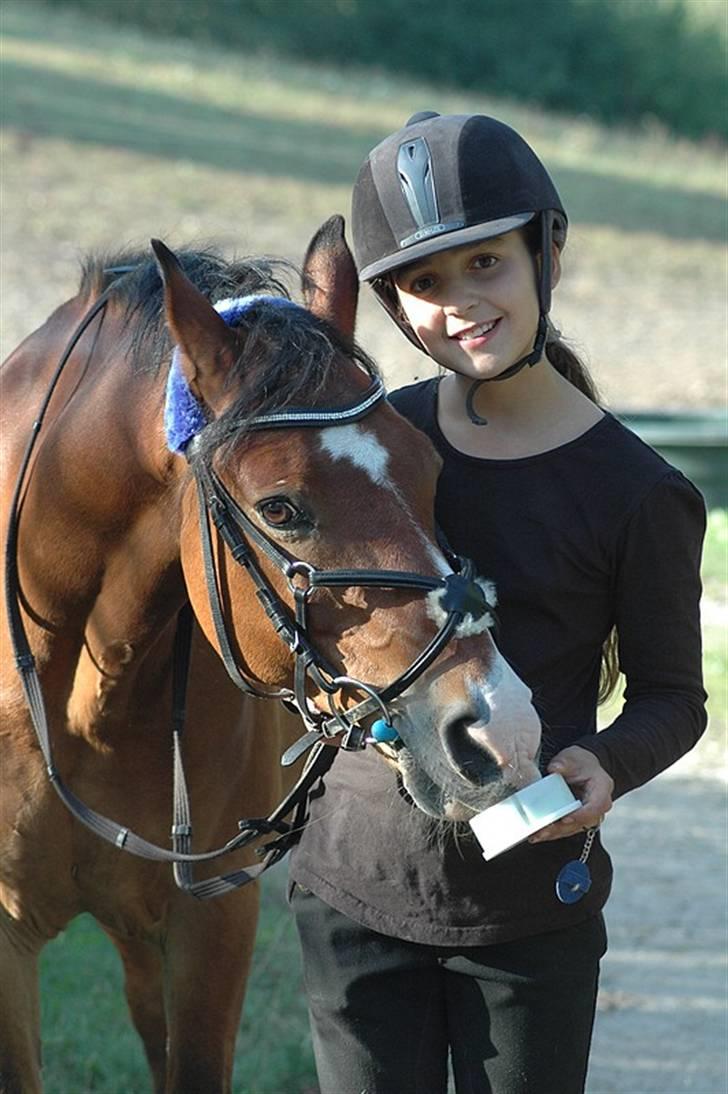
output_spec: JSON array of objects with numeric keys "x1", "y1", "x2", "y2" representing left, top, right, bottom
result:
[{"x1": 464, "y1": 312, "x2": 548, "y2": 425}]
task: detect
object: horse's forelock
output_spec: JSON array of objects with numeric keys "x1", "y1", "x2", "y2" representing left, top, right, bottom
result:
[
  {"x1": 78, "y1": 247, "x2": 297, "y2": 379},
  {"x1": 77, "y1": 247, "x2": 378, "y2": 467}
]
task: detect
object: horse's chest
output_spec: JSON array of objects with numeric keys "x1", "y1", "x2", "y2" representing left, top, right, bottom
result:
[
  {"x1": 0, "y1": 728, "x2": 172, "y2": 934},
  {"x1": 1, "y1": 792, "x2": 171, "y2": 941},
  {"x1": 0, "y1": 778, "x2": 82, "y2": 938}
]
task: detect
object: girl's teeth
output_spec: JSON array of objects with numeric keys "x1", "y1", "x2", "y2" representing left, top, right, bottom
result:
[{"x1": 460, "y1": 321, "x2": 495, "y2": 340}]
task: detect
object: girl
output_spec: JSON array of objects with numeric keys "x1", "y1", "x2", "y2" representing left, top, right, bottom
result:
[{"x1": 289, "y1": 112, "x2": 706, "y2": 1094}]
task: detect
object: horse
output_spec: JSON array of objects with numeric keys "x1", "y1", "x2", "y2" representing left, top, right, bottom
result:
[{"x1": 0, "y1": 216, "x2": 542, "y2": 1093}]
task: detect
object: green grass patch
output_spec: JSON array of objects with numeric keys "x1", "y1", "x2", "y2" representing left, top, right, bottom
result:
[
  {"x1": 41, "y1": 916, "x2": 149, "y2": 1092},
  {"x1": 40, "y1": 870, "x2": 316, "y2": 1093},
  {"x1": 38, "y1": 0, "x2": 728, "y2": 140},
  {"x1": 701, "y1": 509, "x2": 728, "y2": 602}
]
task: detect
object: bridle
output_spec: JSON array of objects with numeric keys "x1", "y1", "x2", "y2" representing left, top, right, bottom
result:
[
  {"x1": 190, "y1": 378, "x2": 490, "y2": 761},
  {"x1": 5, "y1": 280, "x2": 493, "y2": 899}
]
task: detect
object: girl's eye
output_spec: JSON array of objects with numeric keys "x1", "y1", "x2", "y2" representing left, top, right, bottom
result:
[
  {"x1": 409, "y1": 274, "x2": 435, "y2": 295},
  {"x1": 257, "y1": 497, "x2": 303, "y2": 528},
  {"x1": 472, "y1": 254, "x2": 497, "y2": 270}
]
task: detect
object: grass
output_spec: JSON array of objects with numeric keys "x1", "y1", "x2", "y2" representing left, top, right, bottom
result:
[
  {"x1": 40, "y1": 869, "x2": 317, "y2": 1093},
  {"x1": 701, "y1": 509, "x2": 728, "y2": 602},
  {"x1": 1, "y1": 0, "x2": 726, "y2": 409},
  {"x1": 1, "y1": 0, "x2": 725, "y2": 1089}
]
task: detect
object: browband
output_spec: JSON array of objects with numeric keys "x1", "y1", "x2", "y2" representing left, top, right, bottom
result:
[{"x1": 164, "y1": 294, "x2": 384, "y2": 452}]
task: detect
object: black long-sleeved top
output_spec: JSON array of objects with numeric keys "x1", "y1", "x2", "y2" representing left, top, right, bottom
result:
[{"x1": 289, "y1": 379, "x2": 707, "y2": 944}]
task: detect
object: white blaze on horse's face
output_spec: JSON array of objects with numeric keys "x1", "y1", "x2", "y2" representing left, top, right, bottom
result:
[
  {"x1": 318, "y1": 420, "x2": 542, "y2": 820},
  {"x1": 319, "y1": 422, "x2": 449, "y2": 576},
  {"x1": 319, "y1": 422, "x2": 389, "y2": 484}
]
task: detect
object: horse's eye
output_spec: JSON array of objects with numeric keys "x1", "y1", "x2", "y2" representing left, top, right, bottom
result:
[{"x1": 257, "y1": 497, "x2": 302, "y2": 528}]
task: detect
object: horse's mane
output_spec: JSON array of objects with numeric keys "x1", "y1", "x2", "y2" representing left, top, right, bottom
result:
[
  {"x1": 79, "y1": 246, "x2": 294, "y2": 378},
  {"x1": 79, "y1": 247, "x2": 378, "y2": 465}
]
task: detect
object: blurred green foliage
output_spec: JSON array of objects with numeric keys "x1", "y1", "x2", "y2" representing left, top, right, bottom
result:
[{"x1": 45, "y1": 0, "x2": 727, "y2": 140}]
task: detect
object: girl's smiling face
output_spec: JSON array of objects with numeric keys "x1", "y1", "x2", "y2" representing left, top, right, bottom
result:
[{"x1": 393, "y1": 230, "x2": 559, "y2": 380}]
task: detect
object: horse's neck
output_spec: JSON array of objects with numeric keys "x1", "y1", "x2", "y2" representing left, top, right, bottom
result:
[
  {"x1": 6, "y1": 307, "x2": 187, "y2": 739},
  {"x1": 64, "y1": 497, "x2": 185, "y2": 741}
]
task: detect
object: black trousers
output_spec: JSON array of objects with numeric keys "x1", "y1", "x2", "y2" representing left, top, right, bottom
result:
[{"x1": 290, "y1": 884, "x2": 607, "y2": 1094}]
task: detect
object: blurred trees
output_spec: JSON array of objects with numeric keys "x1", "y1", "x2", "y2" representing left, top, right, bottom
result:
[{"x1": 48, "y1": 0, "x2": 727, "y2": 139}]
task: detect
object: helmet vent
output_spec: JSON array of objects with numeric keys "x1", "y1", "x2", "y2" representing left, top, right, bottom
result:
[{"x1": 397, "y1": 137, "x2": 439, "y2": 232}]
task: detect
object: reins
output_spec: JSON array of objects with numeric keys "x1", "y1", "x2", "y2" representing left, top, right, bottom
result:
[{"x1": 5, "y1": 279, "x2": 494, "y2": 900}]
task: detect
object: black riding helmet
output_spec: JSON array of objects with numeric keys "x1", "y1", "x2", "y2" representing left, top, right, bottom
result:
[{"x1": 351, "y1": 111, "x2": 567, "y2": 377}]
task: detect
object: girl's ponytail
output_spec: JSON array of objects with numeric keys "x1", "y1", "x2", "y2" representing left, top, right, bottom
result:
[{"x1": 545, "y1": 333, "x2": 601, "y2": 404}]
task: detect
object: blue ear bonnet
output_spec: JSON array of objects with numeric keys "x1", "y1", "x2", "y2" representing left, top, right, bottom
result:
[{"x1": 164, "y1": 294, "x2": 304, "y2": 454}]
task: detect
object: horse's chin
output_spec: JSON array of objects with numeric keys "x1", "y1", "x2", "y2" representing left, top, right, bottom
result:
[
  {"x1": 396, "y1": 748, "x2": 510, "y2": 822},
  {"x1": 441, "y1": 799, "x2": 478, "y2": 822}
]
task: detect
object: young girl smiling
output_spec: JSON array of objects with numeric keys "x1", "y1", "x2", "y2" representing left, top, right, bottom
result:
[{"x1": 289, "y1": 112, "x2": 706, "y2": 1094}]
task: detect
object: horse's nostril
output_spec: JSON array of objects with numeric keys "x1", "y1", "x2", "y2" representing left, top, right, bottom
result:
[{"x1": 442, "y1": 717, "x2": 499, "y2": 787}]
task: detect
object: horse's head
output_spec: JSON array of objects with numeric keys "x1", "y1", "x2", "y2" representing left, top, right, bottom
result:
[{"x1": 154, "y1": 219, "x2": 541, "y2": 821}]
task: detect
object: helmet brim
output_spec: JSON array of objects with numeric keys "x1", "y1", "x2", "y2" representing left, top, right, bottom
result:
[{"x1": 358, "y1": 212, "x2": 535, "y2": 282}]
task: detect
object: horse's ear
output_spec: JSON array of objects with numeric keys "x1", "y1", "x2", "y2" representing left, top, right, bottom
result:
[
  {"x1": 302, "y1": 215, "x2": 358, "y2": 344},
  {"x1": 151, "y1": 239, "x2": 238, "y2": 416}
]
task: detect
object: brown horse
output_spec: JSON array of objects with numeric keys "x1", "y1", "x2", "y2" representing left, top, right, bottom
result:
[{"x1": 0, "y1": 218, "x2": 541, "y2": 1093}]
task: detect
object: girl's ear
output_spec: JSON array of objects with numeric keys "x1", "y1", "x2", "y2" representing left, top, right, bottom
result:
[{"x1": 536, "y1": 242, "x2": 562, "y2": 290}]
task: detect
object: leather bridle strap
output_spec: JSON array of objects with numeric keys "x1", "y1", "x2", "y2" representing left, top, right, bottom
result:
[
  {"x1": 171, "y1": 737, "x2": 336, "y2": 899},
  {"x1": 168, "y1": 580, "x2": 337, "y2": 899},
  {"x1": 9, "y1": 593, "x2": 335, "y2": 882},
  {"x1": 195, "y1": 474, "x2": 294, "y2": 702}
]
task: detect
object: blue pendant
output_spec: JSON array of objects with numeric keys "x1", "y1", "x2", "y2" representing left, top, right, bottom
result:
[
  {"x1": 370, "y1": 718, "x2": 399, "y2": 743},
  {"x1": 556, "y1": 860, "x2": 592, "y2": 905}
]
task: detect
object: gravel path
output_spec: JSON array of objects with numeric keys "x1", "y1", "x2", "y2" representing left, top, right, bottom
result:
[{"x1": 586, "y1": 759, "x2": 727, "y2": 1094}]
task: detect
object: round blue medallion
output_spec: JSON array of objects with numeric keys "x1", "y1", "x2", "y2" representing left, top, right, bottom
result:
[{"x1": 556, "y1": 860, "x2": 592, "y2": 905}]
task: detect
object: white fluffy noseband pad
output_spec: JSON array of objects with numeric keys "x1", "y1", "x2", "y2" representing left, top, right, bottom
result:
[{"x1": 426, "y1": 577, "x2": 497, "y2": 637}]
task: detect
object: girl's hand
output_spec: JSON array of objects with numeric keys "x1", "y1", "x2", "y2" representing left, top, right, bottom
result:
[{"x1": 528, "y1": 746, "x2": 614, "y2": 843}]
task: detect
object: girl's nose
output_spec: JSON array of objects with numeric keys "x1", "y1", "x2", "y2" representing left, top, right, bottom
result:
[
  {"x1": 442, "y1": 276, "x2": 479, "y2": 316},
  {"x1": 443, "y1": 295, "x2": 477, "y2": 317}
]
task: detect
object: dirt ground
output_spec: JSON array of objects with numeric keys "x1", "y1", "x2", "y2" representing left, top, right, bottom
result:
[{"x1": 586, "y1": 756, "x2": 727, "y2": 1094}]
